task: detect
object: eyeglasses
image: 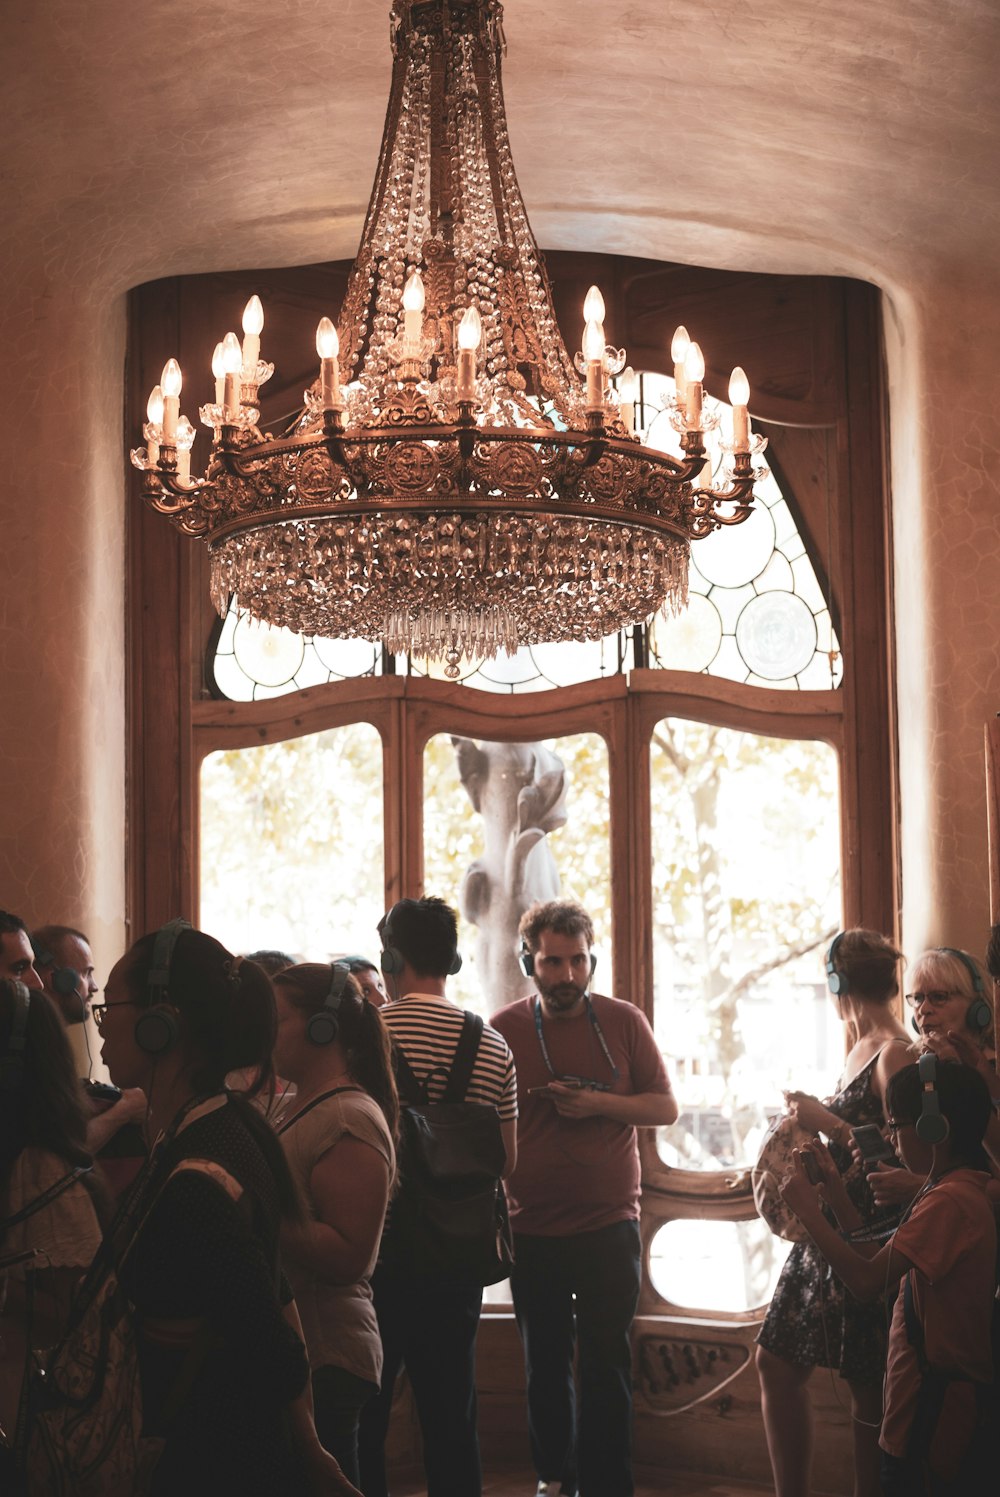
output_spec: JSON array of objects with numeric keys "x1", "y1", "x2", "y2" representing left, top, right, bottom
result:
[
  {"x1": 904, "y1": 990, "x2": 957, "y2": 1008},
  {"x1": 90, "y1": 1001, "x2": 140, "y2": 1029}
]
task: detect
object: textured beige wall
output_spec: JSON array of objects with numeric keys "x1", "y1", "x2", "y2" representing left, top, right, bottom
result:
[
  {"x1": 890, "y1": 279, "x2": 1000, "y2": 960},
  {"x1": 0, "y1": 278, "x2": 127, "y2": 992}
]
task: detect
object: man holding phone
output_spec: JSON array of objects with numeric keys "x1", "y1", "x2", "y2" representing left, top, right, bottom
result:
[{"x1": 492, "y1": 900, "x2": 677, "y2": 1497}]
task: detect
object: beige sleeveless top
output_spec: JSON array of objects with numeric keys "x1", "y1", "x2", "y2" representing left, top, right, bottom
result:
[{"x1": 277, "y1": 1088, "x2": 394, "y2": 1383}]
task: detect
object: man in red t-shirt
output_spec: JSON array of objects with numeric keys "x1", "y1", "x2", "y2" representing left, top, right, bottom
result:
[{"x1": 492, "y1": 900, "x2": 677, "y2": 1497}]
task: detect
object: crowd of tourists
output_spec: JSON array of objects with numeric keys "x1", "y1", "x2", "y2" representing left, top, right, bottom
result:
[{"x1": 0, "y1": 901, "x2": 998, "y2": 1497}]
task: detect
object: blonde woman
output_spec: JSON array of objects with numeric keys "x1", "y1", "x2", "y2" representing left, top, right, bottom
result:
[{"x1": 869, "y1": 945, "x2": 999, "y2": 1208}]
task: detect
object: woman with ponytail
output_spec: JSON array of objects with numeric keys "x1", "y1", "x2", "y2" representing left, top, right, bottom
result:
[
  {"x1": 271, "y1": 962, "x2": 398, "y2": 1487},
  {"x1": 97, "y1": 927, "x2": 360, "y2": 1496}
]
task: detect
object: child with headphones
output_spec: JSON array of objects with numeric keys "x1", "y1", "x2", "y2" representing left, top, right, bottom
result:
[{"x1": 781, "y1": 1057, "x2": 998, "y2": 1496}]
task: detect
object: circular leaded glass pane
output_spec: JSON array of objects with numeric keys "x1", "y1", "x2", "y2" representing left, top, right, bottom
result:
[
  {"x1": 693, "y1": 501, "x2": 776, "y2": 588},
  {"x1": 735, "y1": 591, "x2": 816, "y2": 680},
  {"x1": 312, "y1": 634, "x2": 380, "y2": 677},
  {"x1": 650, "y1": 593, "x2": 722, "y2": 673},
  {"x1": 529, "y1": 638, "x2": 611, "y2": 688},
  {"x1": 232, "y1": 615, "x2": 305, "y2": 687}
]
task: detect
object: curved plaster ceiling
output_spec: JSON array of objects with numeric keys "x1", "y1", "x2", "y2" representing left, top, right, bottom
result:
[{"x1": 5, "y1": 0, "x2": 999, "y2": 301}]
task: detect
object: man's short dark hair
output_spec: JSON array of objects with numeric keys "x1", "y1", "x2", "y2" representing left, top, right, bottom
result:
[
  {"x1": 887, "y1": 1060, "x2": 992, "y2": 1168},
  {"x1": 518, "y1": 900, "x2": 595, "y2": 952},
  {"x1": 31, "y1": 924, "x2": 89, "y2": 966},
  {"x1": 378, "y1": 897, "x2": 459, "y2": 979},
  {"x1": 244, "y1": 949, "x2": 296, "y2": 977},
  {"x1": 0, "y1": 911, "x2": 29, "y2": 938}
]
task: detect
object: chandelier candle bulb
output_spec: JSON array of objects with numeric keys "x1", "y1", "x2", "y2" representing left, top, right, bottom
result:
[
  {"x1": 456, "y1": 305, "x2": 482, "y2": 400},
  {"x1": 582, "y1": 318, "x2": 606, "y2": 410},
  {"x1": 316, "y1": 317, "x2": 341, "y2": 409},
  {"x1": 145, "y1": 384, "x2": 163, "y2": 465},
  {"x1": 619, "y1": 365, "x2": 638, "y2": 435},
  {"x1": 683, "y1": 341, "x2": 705, "y2": 428},
  {"x1": 160, "y1": 359, "x2": 182, "y2": 443},
  {"x1": 728, "y1": 366, "x2": 751, "y2": 451},
  {"x1": 402, "y1": 270, "x2": 425, "y2": 348},
  {"x1": 221, "y1": 332, "x2": 243, "y2": 419},
  {"x1": 211, "y1": 342, "x2": 226, "y2": 405},
  {"x1": 671, "y1": 325, "x2": 691, "y2": 402},
  {"x1": 241, "y1": 295, "x2": 264, "y2": 373},
  {"x1": 175, "y1": 416, "x2": 195, "y2": 482},
  {"x1": 583, "y1": 285, "x2": 606, "y2": 324}
]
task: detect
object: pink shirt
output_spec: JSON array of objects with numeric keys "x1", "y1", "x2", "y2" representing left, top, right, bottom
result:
[
  {"x1": 880, "y1": 1169, "x2": 996, "y2": 1478},
  {"x1": 491, "y1": 993, "x2": 670, "y2": 1236}
]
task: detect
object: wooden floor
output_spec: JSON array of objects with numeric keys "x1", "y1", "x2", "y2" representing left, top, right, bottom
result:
[{"x1": 391, "y1": 1467, "x2": 773, "y2": 1495}]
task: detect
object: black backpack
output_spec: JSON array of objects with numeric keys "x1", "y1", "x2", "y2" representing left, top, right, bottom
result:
[{"x1": 381, "y1": 1012, "x2": 514, "y2": 1285}]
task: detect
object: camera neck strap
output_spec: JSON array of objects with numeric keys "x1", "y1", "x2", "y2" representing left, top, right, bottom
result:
[{"x1": 533, "y1": 994, "x2": 620, "y2": 1084}]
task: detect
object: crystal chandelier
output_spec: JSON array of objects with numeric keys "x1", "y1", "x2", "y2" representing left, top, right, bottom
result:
[{"x1": 133, "y1": 0, "x2": 766, "y2": 677}]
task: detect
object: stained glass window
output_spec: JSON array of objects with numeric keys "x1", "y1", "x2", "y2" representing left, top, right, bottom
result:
[{"x1": 634, "y1": 372, "x2": 842, "y2": 690}]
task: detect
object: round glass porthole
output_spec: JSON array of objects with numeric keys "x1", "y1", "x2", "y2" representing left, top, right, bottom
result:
[
  {"x1": 735, "y1": 591, "x2": 816, "y2": 681},
  {"x1": 650, "y1": 593, "x2": 723, "y2": 674},
  {"x1": 232, "y1": 614, "x2": 305, "y2": 688},
  {"x1": 694, "y1": 501, "x2": 776, "y2": 589}
]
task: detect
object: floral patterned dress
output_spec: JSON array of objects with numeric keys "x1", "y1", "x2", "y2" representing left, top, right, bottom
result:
[{"x1": 756, "y1": 1043, "x2": 905, "y2": 1384}]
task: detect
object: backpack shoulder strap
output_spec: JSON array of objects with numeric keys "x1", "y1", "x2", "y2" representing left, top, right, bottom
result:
[
  {"x1": 443, "y1": 1012, "x2": 484, "y2": 1103},
  {"x1": 0, "y1": 1164, "x2": 92, "y2": 1234},
  {"x1": 392, "y1": 1038, "x2": 429, "y2": 1107},
  {"x1": 903, "y1": 1269, "x2": 929, "y2": 1373},
  {"x1": 276, "y1": 1086, "x2": 358, "y2": 1134},
  {"x1": 167, "y1": 1157, "x2": 244, "y2": 1205}
]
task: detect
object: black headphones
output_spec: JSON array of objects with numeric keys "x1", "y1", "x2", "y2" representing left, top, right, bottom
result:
[
  {"x1": 518, "y1": 941, "x2": 597, "y2": 981},
  {"x1": 909, "y1": 946, "x2": 993, "y2": 1036},
  {"x1": 915, "y1": 1051, "x2": 949, "y2": 1145},
  {"x1": 939, "y1": 947, "x2": 992, "y2": 1033},
  {"x1": 32, "y1": 942, "x2": 82, "y2": 1005},
  {"x1": 825, "y1": 931, "x2": 847, "y2": 997},
  {"x1": 0, "y1": 980, "x2": 31, "y2": 1092},
  {"x1": 134, "y1": 918, "x2": 191, "y2": 1056},
  {"x1": 379, "y1": 904, "x2": 462, "y2": 978},
  {"x1": 307, "y1": 962, "x2": 351, "y2": 1046}
]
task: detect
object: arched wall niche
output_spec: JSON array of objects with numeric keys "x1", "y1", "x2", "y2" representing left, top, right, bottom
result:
[
  {"x1": 127, "y1": 250, "x2": 894, "y2": 938},
  {"x1": 125, "y1": 248, "x2": 892, "y2": 1490}
]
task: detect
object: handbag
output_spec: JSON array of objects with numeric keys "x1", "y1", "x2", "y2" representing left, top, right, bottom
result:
[{"x1": 751, "y1": 1113, "x2": 817, "y2": 1242}]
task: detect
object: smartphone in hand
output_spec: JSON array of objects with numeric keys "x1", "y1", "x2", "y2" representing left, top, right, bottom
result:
[
  {"x1": 802, "y1": 1152, "x2": 823, "y2": 1185},
  {"x1": 851, "y1": 1123, "x2": 896, "y2": 1166}
]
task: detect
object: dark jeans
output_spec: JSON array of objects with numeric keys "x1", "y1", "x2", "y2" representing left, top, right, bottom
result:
[
  {"x1": 312, "y1": 1364, "x2": 377, "y2": 1489},
  {"x1": 880, "y1": 1400, "x2": 996, "y2": 1496},
  {"x1": 881, "y1": 1449, "x2": 958, "y2": 1496},
  {"x1": 357, "y1": 1266, "x2": 483, "y2": 1497},
  {"x1": 510, "y1": 1219, "x2": 642, "y2": 1497}
]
